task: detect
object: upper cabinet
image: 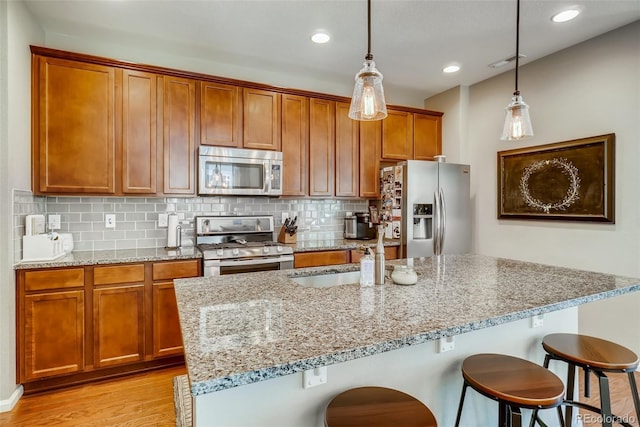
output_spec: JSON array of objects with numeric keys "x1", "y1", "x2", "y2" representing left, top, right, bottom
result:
[
  {"x1": 381, "y1": 109, "x2": 414, "y2": 161},
  {"x1": 335, "y1": 102, "x2": 359, "y2": 198},
  {"x1": 243, "y1": 88, "x2": 281, "y2": 151},
  {"x1": 200, "y1": 82, "x2": 243, "y2": 147},
  {"x1": 33, "y1": 56, "x2": 116, "y2": 194},
  {"x1": 281, "y1": 94, "x2": 309, "y2": 197},
  {"x1": 359, "y1": 120, "x2": 382, "y2": 198},
  {"x1": 308, "y1": 98, "x2": 335, "y2": 197},
  {"x1": 413, "y1": 113, "x2": 442, "y2": 160},
  {"x1": 160, "y1": 76, "x2": 196, "y2": 195}
]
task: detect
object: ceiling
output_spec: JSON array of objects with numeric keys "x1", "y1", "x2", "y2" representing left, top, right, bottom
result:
[{"x1": 22, "y1": 0, "x2": 640, "y2": 101}]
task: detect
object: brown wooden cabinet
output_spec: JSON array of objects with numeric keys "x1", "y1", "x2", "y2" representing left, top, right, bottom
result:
[
  {"x1": 281, "y1": 94, "x2": 309, "y2": 196},
  {"x1": 335, "y1": 102, "x2": 359, "y2": 197},
  {"x1": 359, "y1": 120, "x2": 382, "y2": 198},
  {"x1": 294, "y1": 250, "x2": 350, "y2": 268},
  {"x1": 16, "y1": 258, "x2": 201, "y2": 393},
  {"x1": 93, "y1": 265, "x2": 145, "y2": 368},
  {"x1": 350, "y1": 246, "x2": 399, "y2": 263},
  {"x1": 20, "y1": 268, "x2": 85, "y2": 381},
  {"x1": 33, "y1": 56, "x2": 116, "y2": 194},
  {"x1": 151, "y1": 260, "x2": 201, "y2": 357},
  {"x1": 200, "y1": 82, "x2": 243, "y2": 147},
  {"x1": 309, "y1": 98, "x2": 335, "y2": 197},
  {"x1": 413, "y1": 113, "x2": 442, "y2": 160},
  {"x1": 161, "y1": 76, "x2": 196, "y2": 195},
  {"x1": 122, "y1": 70, "x2": 158, "y2": 194},
  {"x1": 243, "y1": 88, "x2": 281, "y2": 150},
  {"x1": 382, "y1": 109, "x2": 414, "y2": 161}
]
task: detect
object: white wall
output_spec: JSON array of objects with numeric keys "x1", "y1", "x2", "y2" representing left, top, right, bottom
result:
[
  {"x1": 429, "y1": 22, "x2": 640, "y2": 353},
  {"x1": 0, "y1": 0, "x2": 44, "y2": 410}
]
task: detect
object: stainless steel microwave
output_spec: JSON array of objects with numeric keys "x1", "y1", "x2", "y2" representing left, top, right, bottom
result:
[{"x1": 198, "y1": 146, "x2": 283, "y2": 196}]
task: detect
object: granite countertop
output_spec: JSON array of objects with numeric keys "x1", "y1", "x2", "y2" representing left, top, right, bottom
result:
[
  {"x1": 14, "y1": 246, "x2": 202, "y2": 269},
  {"x1": 173, "y1": 254, "x2": 640, "y2": 396}
]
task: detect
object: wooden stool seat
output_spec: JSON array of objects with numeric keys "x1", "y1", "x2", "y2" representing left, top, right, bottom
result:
[
  {"x1": 325, "y1": 386, "x2": 438, "y2": 427},
  {"x1": 539, "y1": 333, "x2": 640, "y2": 427},
  {"x1": 455, "y1": 353, "x2": 565, "y2": 427},
  {"x1": 542, "y1": 333, "x2": 639, "y2": 372}
]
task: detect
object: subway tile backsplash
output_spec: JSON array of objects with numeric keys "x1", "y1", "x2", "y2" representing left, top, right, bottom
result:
[{"x1": 13, "y1": 190, "x2": 367, "y2": 262}]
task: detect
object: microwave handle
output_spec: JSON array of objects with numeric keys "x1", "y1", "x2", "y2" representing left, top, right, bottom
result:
[{"x1": 264, "y1": 161, "x2": 271, "y2": 193}]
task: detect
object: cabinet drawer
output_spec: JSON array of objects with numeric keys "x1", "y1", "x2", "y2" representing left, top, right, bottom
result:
[
  {"x1": 294, "y1": 250, "x2": 349, "y2": 268},
  {"x1": 152, "y1": 260, "x2": 200, "y2": 281},
  {"x1": 24, "y1": 268, "x2": 85, "y2": 292},
  {"x1": 94, "y1": 264, "x2": 145, "y2": 285},
  {"x1": 350, "y1": 246, "x2": 399, "y2": 263}
]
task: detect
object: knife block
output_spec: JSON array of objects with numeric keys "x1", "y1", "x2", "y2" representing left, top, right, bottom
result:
[{"x1": 277, "y1": 226, "x2": 297, "y2": 244}]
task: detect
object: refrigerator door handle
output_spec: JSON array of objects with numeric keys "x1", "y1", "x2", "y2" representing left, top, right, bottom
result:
[
  {"x1": 433, "y1": 191, "x2": 440, "y2": 255},
  {"x1": 439, "y1": 188, "x2": 446, "y2": 254}
]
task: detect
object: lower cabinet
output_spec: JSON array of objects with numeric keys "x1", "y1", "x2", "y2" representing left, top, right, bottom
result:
[
  {"x1": 294, "y1": 246, "x2": 399, "y2": 268},
  {"x1": 16, "y1": 258, "x2": 201, "y2": 392}
]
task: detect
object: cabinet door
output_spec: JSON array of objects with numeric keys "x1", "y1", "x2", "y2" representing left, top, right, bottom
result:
[
  {"x1": 309, "y1": 98, "x2": 335, "y2": 197},
  {"x1": 335, "y1": 102, "x2": 359, "y2": 197},
  {"x1": 162, "y1": 76, "x2": 196, "y2": 195},
  {"x1": 359, "y1": 120, "x2": 381, "y2": 198},
  {"x1": 243, "y1": 88, "x2": 281, "y2": 150},
  {"x1": 35, "y1": 57, "x2": 115, "y2": 194},
  {"x1": 382, "y1": 109, "x2": 414, "y2": 160},
  {"x1": 281, "y1": 94, "x2": 309, "y2": 196},
  {"x1": 23, "y1": 290, "x2": 85, "y2": 380},
  {"x1": 152, "y1": 282, "x2": 183, "y2": 357},
  {"x1": 122, "y1": 70, "x2": 157, "y2": 194},
  {"x1": 201, "y1": 82, "x2": 242, "y2": 147},
  {"x1": 413, "y1": 113, "x2": 442, "y2": 160},
  {"x1": 93, "y1": 285, "x2": 145, "y2": 367},
  {"x1": 294, "y1": 250, "x2": 349, "y2": 268}
]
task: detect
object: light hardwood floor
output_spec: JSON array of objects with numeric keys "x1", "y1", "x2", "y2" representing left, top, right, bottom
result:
[
  {"x1": 578, "y1": 371, "x2": 640, "y2": 427},
  {"x1": 0, "y1": 365, "x2": 186, "y2": 427},
  {"x1": 0, "y1": 367, "x2": 637, "y2": 426}
]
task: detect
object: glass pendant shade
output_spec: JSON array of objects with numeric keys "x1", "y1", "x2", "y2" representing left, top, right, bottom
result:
[
  {"x1": 501, "y1": 93, "x2": 533, "y2": 140},
  {"x1": 349, "y1": 58, "x2": 387, "y2": 120}
]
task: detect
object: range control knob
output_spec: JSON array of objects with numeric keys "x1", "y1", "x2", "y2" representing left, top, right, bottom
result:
[
  {"x1": 276, "y1": 245, "x2": 283, "y2": 253},
  {"x1": 232, "y1": 248, "x2": 240, "y2": 256},
  {"x1": 216, "y1": 249, "x2": 224, "y2": 256},
  {"x1": 263, "y1": 247, "x2": 270, "y2": 254}
]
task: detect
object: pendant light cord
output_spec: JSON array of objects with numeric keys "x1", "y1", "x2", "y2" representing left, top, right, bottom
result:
[
  {"x1": 366, "y1": 0, "x2": 373, "y2": 60},
  {"x1": 514, "y1": 0, "x2": 520, "y2": 96}
]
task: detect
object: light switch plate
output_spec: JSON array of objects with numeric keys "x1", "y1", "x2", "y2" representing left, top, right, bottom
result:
[
  {"x1": 158, "y1": 213, "x2": 169, "y2": 227},
  {"x1": 48, "y1": 214, "x2": 61, "y2": 230},
  {"x1": 105, "y1": 214, "x2": 116, "y2": 229}
]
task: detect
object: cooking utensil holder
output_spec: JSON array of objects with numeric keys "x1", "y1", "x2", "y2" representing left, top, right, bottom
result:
[{"x1": 277, "y1": 226, "x2": 297, "y2": 244}]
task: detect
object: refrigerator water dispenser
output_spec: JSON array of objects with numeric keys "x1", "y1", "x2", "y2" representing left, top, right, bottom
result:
[{"x1": 413, "y1": 204, "x2": 432, "y2": 240}]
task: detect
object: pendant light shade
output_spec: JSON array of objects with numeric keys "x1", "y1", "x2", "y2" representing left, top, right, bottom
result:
[
  {"x1": 349, "y1": 0, "x2": 387, "y2": 121},
  {"x1": 501, "y1": 0, "x2": 533, "y2": 140}
]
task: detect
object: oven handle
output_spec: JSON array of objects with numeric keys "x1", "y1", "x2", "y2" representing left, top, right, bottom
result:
[{"x1": 209, "y1": 255, "x2": 294, "y2": 267}]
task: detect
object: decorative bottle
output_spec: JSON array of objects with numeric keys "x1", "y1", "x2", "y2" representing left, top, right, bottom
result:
[
  {"x1": 359, "y1": 247, "x2": 375, "y2": 286},
  {"x1": 375, "y1": 224, "x2": 385, "y2": 285}
]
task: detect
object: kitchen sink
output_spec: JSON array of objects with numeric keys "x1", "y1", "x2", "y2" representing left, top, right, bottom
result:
[{"x1": 291, "y1": 271, "x2": 361, "y2": 288}]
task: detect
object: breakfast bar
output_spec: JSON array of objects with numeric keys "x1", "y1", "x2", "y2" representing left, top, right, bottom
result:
[{"x1": 173, "y1": 254, "x2": 640, "y2": 426}]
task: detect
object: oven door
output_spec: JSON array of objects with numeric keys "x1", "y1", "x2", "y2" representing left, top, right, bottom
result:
[{"x1": 204, "y1": 255, "x2": 294, "y2": 276}]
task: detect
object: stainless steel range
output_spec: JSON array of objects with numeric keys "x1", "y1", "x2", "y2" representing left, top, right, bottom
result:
[{"x1": 196, "y1": 215, "x2": 294, "y2": 276}]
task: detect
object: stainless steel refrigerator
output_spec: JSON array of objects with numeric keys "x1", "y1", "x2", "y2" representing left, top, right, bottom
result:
[{"x1": 380, "y1": 160, "x2": 471, "y2": 258}]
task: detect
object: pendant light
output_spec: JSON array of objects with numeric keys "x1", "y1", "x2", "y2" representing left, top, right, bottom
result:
[
  {"x1": 501, "y1": 0, "x2": 533, "y2": 140},
  {"x1": 348, "y1": 0, "x2": 387, "y2": 121}
]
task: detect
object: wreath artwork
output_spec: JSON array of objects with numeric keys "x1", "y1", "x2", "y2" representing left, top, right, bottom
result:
[
  {"x1": 497, "y1": 134, "x2": 615, "y2": 223},
  {"x1": 519, "y1": 158, "x2": 581, "y2": 214}
]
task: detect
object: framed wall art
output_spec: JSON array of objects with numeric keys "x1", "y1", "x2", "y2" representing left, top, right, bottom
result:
[{"x1": 497, "y1": 133, "x2": 615, "y2": 222}]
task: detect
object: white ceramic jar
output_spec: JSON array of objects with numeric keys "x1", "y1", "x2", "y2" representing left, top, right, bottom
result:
[{"x1": 391, "y1": 265, "x2": 418, "y2": 285}]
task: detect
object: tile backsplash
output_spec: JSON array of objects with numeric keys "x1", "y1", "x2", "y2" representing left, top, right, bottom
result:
[{"x1": 13, "y1": 190, "x2": 367, "y2": 262}]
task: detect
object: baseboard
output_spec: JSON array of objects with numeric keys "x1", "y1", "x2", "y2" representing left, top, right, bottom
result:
[{"x1": 0, "y1": 384, "x2": 23, "y2": 413}]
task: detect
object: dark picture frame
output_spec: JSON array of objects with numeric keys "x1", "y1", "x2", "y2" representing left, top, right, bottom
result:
[{"x1": 497, "y1": 134, "x2": 615, "y2": 222}]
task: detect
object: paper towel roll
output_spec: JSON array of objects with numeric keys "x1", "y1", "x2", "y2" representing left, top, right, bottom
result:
[{"x1": 167, "y1": 213, "x2": 180, "y2": 248}]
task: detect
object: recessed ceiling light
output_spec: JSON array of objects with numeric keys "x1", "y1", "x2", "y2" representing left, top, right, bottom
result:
[
  {"x1": 551, "y1": 9, "x2": 580, "y2": 23},
  {"x1": 311, "y1": 32, "x2": 330, "y2": 44},
  {"x1": 443, "y1": 65, "x2": 461, "y2": 74}
]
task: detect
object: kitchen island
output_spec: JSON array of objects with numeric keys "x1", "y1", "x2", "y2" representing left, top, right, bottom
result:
[{"x1": 173, "y1": 254, "x2": 640, "y2": 427}]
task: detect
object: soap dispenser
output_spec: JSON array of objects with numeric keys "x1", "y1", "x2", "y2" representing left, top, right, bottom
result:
[
  {"x1": 375, "y1": 224, "x2": 386, "y2": 285},
  {"x1": 359, "y1": 247, "x2": 375, "y2": 286}
]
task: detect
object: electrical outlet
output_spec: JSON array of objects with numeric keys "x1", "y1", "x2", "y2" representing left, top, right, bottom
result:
[
  {"x1": 531, "y1": 314, "x2": 544, "y2": 328},
  {"x1": 302, "y1": 367, "x2": 327, "y2": 389},
  {"x1": 158, "y1": 213, "x2": 169, "y2": 227},
  {"x1": 438, "y1": 336, "x2": 455, "y2": 353},
  {"x1": 105, "y1": 214, "x2": 116, "y2": 229},
  {"x1": 48, "y1": 214, "x2": 61, "y2": 230}
]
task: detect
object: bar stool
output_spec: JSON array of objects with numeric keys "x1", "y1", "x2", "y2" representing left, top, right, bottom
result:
[
  {"x1": 536, "y1": 333, "x2": 640, "y2": 427},
  {"x1": 325, "y1": 386, "x2": 438, "y2": 427},
  {"x1": 454, "y1": 353, "x2": 565, "y2": 427}
]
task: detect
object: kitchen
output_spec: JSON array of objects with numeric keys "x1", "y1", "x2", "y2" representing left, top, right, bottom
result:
[{"x1": 2, "y1": 0, "x2": 640, "y2": 425}]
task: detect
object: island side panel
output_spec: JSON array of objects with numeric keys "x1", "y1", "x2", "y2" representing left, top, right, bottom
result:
[{"x1": 193, "y1": 307, "x2": 577, "y2": 427}]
